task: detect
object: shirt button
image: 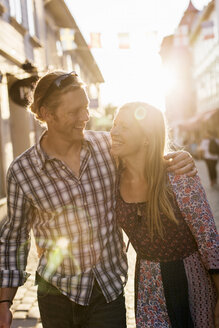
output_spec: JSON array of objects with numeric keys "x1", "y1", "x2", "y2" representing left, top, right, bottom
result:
[
  {"x1": 84, "y1": 202, "x2": 87, "y2": 206},
  {"x1": 62, "y1": 166, "x2": 65, "y2": 170},
  {"x1": 90, "y1": 244, "x2": 94, "y2": 248}
]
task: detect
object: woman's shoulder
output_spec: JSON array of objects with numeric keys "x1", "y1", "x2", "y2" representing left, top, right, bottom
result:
[
  {"x1": 167, "y1": 172, "x2": 213, "y2": 226},
  {"x1": 167, "y1": 172, "x2": 203, "y2": 197}
]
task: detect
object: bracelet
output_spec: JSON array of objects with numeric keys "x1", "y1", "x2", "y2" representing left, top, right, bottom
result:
[{"x1": 0, "y1": 300, "x2": 13, "y2": 305}]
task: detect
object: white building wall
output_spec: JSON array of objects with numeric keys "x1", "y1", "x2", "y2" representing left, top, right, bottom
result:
[{"x1": 192, "y1": 5, "x2": 219, "y2": 113}]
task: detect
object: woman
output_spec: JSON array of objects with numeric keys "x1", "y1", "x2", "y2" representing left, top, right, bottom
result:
[{"x1": 110, "y1": 102, "x2": 219, "y2": 328}]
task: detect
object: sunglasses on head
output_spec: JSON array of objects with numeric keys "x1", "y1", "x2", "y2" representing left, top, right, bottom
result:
[{"x1": 39, "y1": 71, "x2": 80, "y2": 108}]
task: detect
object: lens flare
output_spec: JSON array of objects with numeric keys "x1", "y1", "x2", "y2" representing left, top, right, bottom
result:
[
  {"x1": 56, "y1": 237, "x2": 69, "y2": 249},
  {"x1": 44, "y1": 237, "x2": 70, "y2": 278},
  {"x1": 135, "y1": 106, "x2": 147, "y2": 121}
]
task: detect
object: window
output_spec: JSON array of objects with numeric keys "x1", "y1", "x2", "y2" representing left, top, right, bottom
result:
[
  {"x1": 27, "y1": 0, "x2": 37, "y2": 37},
  {"x1": 9, "y1": 0, "x2": 22, "y2": 24},
  {"x1": 56, "y1": 40, "x2": 63, "y2": 57},
  {"x1": 66, "y1": 54, "x2": 73, "y2": 71}
]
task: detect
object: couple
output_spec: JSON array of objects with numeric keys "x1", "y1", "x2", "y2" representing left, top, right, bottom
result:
[{"x1": 0, "y1": 71, "x2": 218, "y2": 328}]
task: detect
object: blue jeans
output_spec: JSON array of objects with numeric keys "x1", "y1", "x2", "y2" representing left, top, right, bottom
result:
[{"x1": 37, "y1": 274, "x2": 126, "y2": 328}]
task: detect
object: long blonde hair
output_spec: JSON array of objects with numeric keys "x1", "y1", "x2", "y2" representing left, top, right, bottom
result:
[{"x1": 119, "y1": 102, "x2": 178, "y2": 239}]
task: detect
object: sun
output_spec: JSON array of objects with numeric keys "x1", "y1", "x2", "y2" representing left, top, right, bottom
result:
[
  {"x1": 100, "y1": 47, "x2": 167, "y2": 112},
  {"x1": 161, "y1": 67, "x2": 178, "y2": 94}
]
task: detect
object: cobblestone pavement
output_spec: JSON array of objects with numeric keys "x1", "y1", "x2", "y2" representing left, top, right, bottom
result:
[{"x1": 11, "y1": 160, "x2": 219, "y2": 328}]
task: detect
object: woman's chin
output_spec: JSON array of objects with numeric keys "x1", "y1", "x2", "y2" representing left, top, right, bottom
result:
[
  {"x1": 110, "y1": 149, "x2": 116, "y2": 156},
  {"x1": 111, "y1": 147, "x2": 121, "y2": 157}
]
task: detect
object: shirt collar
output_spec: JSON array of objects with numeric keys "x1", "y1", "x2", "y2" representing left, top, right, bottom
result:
[{"x1": 34, "y1": 130, "x2": 90, "y2": 170}]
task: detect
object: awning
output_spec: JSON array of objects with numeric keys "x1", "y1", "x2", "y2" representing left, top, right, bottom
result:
[
  {"x1": 202, "y1": 108, "x2": 219, "y2": 121},
  {"x1": 176, "y1": 108, "x2": 219, "y2": 131}
]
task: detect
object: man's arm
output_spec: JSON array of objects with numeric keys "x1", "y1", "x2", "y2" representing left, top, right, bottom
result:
[
  {"x1": 0, "y1": 287, "x2": 17, "y2": 328},
  {"x1": 0, "y1": 168, "x2": 32, "y2": 327},
  {"x1": 0, "y1": 168, "x2": 32, "y2": 288},
  {"x1": 164, "y1": 151, "x2": 197, "y2": 177}
]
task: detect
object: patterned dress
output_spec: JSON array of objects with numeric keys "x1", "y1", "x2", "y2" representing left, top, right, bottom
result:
[{"x1": 116, "y1": 173, "x2": 219, "y2": 328}]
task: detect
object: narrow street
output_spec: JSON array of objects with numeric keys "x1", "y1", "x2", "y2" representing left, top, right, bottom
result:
[
  {"x1": 0, "y1": 1, "x2": 218, "y2": 328},
  {"x1": 11, "y1": 160, "x2": 219, "y2": 328}
]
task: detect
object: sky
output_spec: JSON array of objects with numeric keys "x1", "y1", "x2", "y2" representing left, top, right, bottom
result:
[{"x1": 65, "y1": 0, "x2": 211, "y2": 111}]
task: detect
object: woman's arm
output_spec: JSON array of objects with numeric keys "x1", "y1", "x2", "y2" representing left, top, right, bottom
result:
[
  {"x1": 169, "y1": 172, "x2": 219, "y2": 326},
  {"x1": 169, "y1": 173, "x2": 219, "y2": 271}
]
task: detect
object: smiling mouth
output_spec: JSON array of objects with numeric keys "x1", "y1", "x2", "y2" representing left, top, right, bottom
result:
[
  {"x1": 74, "y1": 125, "x2": 85, "y2": 129},
  {"x1": 112, "y1": 140, "x2": 123, "y2": 145}
]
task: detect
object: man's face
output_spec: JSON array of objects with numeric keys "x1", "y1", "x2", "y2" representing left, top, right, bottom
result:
[{"x1": 48, "y1": 88, "x2": 90, "y2": 142}]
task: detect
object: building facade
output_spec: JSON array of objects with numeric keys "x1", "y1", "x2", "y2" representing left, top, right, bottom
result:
[
  {"x1": 0, "y1": 0, "x2": 104, "y2": 216},
  {"x1": 160, "y1": 0, "x2": 219, "y2": 146},
  {"x1": 160, "y1": 1, "x2": 199, "y2": 125},
  {"x1": 190, "y1": 0, "x2": 219, "y2": 114}
]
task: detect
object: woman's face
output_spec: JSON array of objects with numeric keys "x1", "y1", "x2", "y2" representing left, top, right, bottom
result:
[{"x1": 110, "y1": 108, "x2": 145, "y2": 159}]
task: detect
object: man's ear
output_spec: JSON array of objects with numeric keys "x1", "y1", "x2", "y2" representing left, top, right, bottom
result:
[{"x1": 40, "y1": 106, "x2": 51, "y2": 122}]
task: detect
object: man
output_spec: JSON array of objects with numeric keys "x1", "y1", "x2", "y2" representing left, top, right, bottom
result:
[{"x1": 0, "y1": 71, "x2": 196, "y2": 328}]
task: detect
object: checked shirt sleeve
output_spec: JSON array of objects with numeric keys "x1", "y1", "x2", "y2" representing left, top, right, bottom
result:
[
  {"x1": 0, "y1": 168, "x2": 33, "y2": 287},
  {"x1": 169, "y1": 172, "x2": 219, "y2": 273}
]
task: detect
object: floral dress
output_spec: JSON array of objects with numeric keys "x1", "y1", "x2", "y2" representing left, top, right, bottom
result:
[{"x1": 116, "y1": 173, "x2": 219, "y2": 328}]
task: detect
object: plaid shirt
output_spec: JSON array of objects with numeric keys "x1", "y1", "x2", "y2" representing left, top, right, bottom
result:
[{"x1": 0, "y1": 130, "x2": 128, "y2": 305}]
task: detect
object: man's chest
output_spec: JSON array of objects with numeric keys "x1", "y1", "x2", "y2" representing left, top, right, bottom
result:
[{"x1": 22, "y1": 153, "x2": 117, "y2": 214}]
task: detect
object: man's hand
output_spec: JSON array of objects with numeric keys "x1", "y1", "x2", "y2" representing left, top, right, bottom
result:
[
  {"x1": 164, "y1": 151, "x2": 197, "y2": 177},
  {"x1": 0, "y1": 303, "x2": 12, "y2": 328},
  {"x1": 0, "y1": 287, "x2": 17, "y2": 328}
]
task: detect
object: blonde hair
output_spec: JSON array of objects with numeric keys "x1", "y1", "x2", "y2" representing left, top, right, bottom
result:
[
  {"x1": 28, "y1": 70, "x2": 84, "y2": 123},
  {"x1": 119, "y1": 102, "x2": 178, "y2": 239}
]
